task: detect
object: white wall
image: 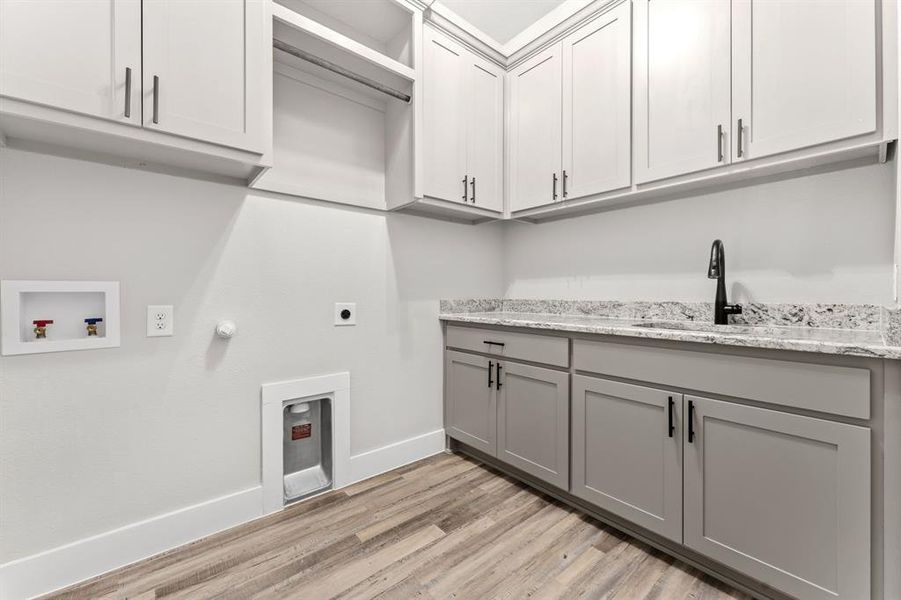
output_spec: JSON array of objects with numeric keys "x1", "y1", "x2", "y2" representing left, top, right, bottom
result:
[
  {"x1": 0, "y1": 148, "x2": 505, "y2": 563},
  {"x1": 504, "y1": 160, "x2": 898, "y2": 305}
]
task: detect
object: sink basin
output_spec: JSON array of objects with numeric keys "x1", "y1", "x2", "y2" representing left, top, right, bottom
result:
[{"x1": 631, "y1": 321, "x2": 753, "y2": 334}]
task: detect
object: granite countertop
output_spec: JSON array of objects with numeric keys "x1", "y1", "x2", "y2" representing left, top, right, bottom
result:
[{"x1": 439, "y1": 300, "x2": 901, "y2": 360}]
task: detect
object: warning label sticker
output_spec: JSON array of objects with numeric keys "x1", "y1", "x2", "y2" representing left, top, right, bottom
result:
[{"x1": 291, "y1": 424, "x2": 312, "y2": 440}]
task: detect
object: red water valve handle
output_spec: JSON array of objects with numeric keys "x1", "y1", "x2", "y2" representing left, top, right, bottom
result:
[{"x1": 33, "y1": 320, "x2": 54, "y2": 327}]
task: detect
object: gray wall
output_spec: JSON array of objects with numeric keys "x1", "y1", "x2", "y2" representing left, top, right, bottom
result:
[
  {"x1": 0, "y1": 148, "x2": 506, "y2": 562},
  {"x1": 503, "y1": 160, "x2": 897, "y2": 304}
]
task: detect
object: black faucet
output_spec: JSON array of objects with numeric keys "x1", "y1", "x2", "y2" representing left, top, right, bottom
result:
[{"x1": 707, "y1": 239, "x2": 742, "y2": 325}]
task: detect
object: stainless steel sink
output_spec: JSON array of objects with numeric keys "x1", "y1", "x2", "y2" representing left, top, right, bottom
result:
[{"x1": 631, "y1": 321, "x2": 753, "y2": 334}]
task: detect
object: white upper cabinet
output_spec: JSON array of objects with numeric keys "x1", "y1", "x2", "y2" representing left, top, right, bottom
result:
[
  {"x1": 509, "y1": 45, "x2": 563, "y2": 212},
  {"x1": 634, "y1": 0, "x2": 732, "y2": 184},
  {"x1": 731, "y1": 0, "x2": 877, "y2": 162},
  {"x1": 465, "y1": 56, "x2": 504, "y2": 212},
  {"x1": 423, "y1": 27, "x2": 467, "y2": 204},
  {"x1": 0, "y1": 0, "x2": 141, "y2": 124},
  {"x1": 142, "y1": 0, "x2": 266, "y2": 153},
  {"x1": 562, "y1": 2, "x2": 631, "y2": 200},
  {"x1": 511, "y1": 4, "x2": 632, "y2": 213},
  {"x1": 422, "y1": 25, "x2": 504, "y2": 213}
]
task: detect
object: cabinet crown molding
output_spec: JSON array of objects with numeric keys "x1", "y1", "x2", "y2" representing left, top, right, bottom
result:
[{"x1": 424, "y1": 0, "x2": 625, "y2": 71}]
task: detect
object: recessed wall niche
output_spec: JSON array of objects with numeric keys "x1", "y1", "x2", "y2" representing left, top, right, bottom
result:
[{"x1": 0, "y1": 281, "x2": 121, "y2": 355}]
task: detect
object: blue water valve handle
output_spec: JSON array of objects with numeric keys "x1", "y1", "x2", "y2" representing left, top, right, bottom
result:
[{"x1": 84, "y1": 317, "x2": 104, "y2": 336}]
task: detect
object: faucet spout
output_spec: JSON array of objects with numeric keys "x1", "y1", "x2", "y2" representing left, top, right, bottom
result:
[
  {"x1": 708, "y1": 239, "x2": 723, "y2": 279},
  {"x1": 707, "y1": 239, "x2": 742, "y2": 325}
]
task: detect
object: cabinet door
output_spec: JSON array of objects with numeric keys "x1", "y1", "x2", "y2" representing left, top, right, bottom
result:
[
  {"x1": 731, "y1": 0, "x2": 877, "y2": 162},
  {"x1": 497, "y1": 362, "x2": 568, "y2": 488},
  {"x1": 466, "y1": 56, "x2": 504, "y2": 213},
  {"x1": 422, "y1": 27, "x2": 467, "y2": 204},
  {"x1": 562, "y1": 2, "x2": 631, "y2": 200},
  {"x1": 509, "y1": 45, "x2": 563, "y2": 212},
  {"x1": 634, "y1": 0, "x2": 731, "y2": 183},
  {"x1": 445, "y1": 351, "x2": 496, "y2": 456},
  {"x1": 0, "y1": 0, "x2": 141, "y2": 124},
  {"x1": 684, "y1": 396, "x2": 870, "y2": 600},
  {"x1": 142, "y1": 0, "x2": 265, "y2": 152},
  {"x1": 571, "y1": 376, "x2": 682, "y2": 542}
]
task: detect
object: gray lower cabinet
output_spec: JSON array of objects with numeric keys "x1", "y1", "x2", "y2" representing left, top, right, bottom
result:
[
  {"x1": 684, "y1": 395, "x2": 871, "y2": 600},
  {"x1": 497, "y1": 361, "x2": 569, "y2": 488},
  {"x1": 571, "y1": 376, "x2": 683, "y2": 543},
  {"x1": 445, "y1": 350, "x2": 496, "y2": 456}
]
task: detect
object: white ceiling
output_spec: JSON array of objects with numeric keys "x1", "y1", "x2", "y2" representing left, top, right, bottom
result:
[{"x1": 437, "y1": 0, "x2": 567, "y2": 44}]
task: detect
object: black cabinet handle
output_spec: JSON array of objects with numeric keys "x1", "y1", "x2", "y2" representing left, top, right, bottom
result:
[
  {"x1": 470, "y1": 177, "x2": 476, "y2": 203},
  {"x1": 687, "y1": 400, "x2": 695, "y2": 443},
  {"x1": 488, "y1": 360, "x2": 494, "y2": 388},
  {"x1": 552, "y1": 173, "x2": 558, "y2": 200},
  {"x1": 462, "y1": 175, "x2": 468, "y2": 202},
  {"x1": 482, "y1": 340, "x2": 505, "y2": 347},
  {"x1": 562, "y1": 170, "x2": 568, "y2": 198},
  {"x1": 496, "y1": 363, "x2": 502, "y2": 390},
  {"x1": 737, "y1": 118, "x2": 744, "y2": 158},
  {"x1": 667, "y1": 396, "x2": 675, "y2": 438}
]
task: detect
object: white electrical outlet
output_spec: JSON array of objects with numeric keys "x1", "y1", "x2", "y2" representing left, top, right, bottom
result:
[
  {"x1": 147, "y1": 305, "x2": 174, "y2": 337},
  {"x1": 334, "y1": 302, "x2": 356, "y2": 326}
]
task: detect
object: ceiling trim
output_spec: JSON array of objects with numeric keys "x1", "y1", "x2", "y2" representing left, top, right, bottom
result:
[
  {"x1": 427, "y1": 0, "x2": 592, "y2": 56},
  {"x1": 501, "y1": 0, "x2": 592, "y2": 54},
  {"x1": 423, "y1": 0, "x2": 620, "y2": 70},
  {"x1": 505, "y1": 0, "x2": 622, "y2": 68},
  {"x1": 424, "y1": 1, "x2": 508, "y2": 55}
]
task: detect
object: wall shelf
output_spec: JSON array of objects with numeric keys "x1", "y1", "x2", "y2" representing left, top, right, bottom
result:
[
  {"x1": 272, "y1": 3, "x2": 415, "y2": 84},
  {"x1": 252, "y1": 0, "x2": 422, "y2": 211},
  {"x1": 0, "y1": 280, "x2": 121, "y2": 355}
]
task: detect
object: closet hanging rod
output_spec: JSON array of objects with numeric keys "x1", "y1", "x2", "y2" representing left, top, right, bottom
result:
[{"x1": 273, "y1": 39, "x2": 412, "y2": 104}]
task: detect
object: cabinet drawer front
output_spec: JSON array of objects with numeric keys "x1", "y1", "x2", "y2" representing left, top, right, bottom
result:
[
  {"x1": 684, "y1": 396, "x2": 870, "y2": 600},
  {"x1": 573, "y1": 339, "x2": 870, "y2": 419},
  {"x1": 571, "y1": 376, "x2": 682, "y2": 542},
  {"x1": 447, "y1": 326, "x2": 569, "y2": 367}
]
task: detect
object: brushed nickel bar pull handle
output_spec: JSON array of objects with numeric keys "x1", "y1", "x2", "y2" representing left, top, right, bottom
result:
[
  {"x1": 562, "y1": 170, "x2": 568, "y2": 198},
  {"x1": 552, "y1": 173, "x2": 558, "y2": 200},
  {"x1": 716, "y1": 124, "x2": 724, "y2": 162},
  {"x1": 152, "y1": 75, "x2": 160, "y2": 124},
  {"x1": 737, "y1": 118, "x2": 744, "y2": 158},
  {"x1": 470, "y1": 177, "x2": 476, "y2": 203},
  {"x1": 462, "y1": 175, "x2": 468, "y2": 202},
  {"x1": 124, "y1": 67, "x2": 132, "y2": 118}
]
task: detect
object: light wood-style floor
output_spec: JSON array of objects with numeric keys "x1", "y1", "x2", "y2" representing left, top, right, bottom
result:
[{"x1": 46, "y1": 453, "x2": 748, "y2": 600}]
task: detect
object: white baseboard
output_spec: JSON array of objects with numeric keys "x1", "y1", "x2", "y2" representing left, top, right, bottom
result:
[
  {"x1": 0, "y1": 486, "x2": 264, "y2": 600},
  {"x1": 349, "y1": 428, "x2": 446, "y2": 484},
  {"x1": 0, "y1": 428, "x2": 446, "y2": 600}
]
